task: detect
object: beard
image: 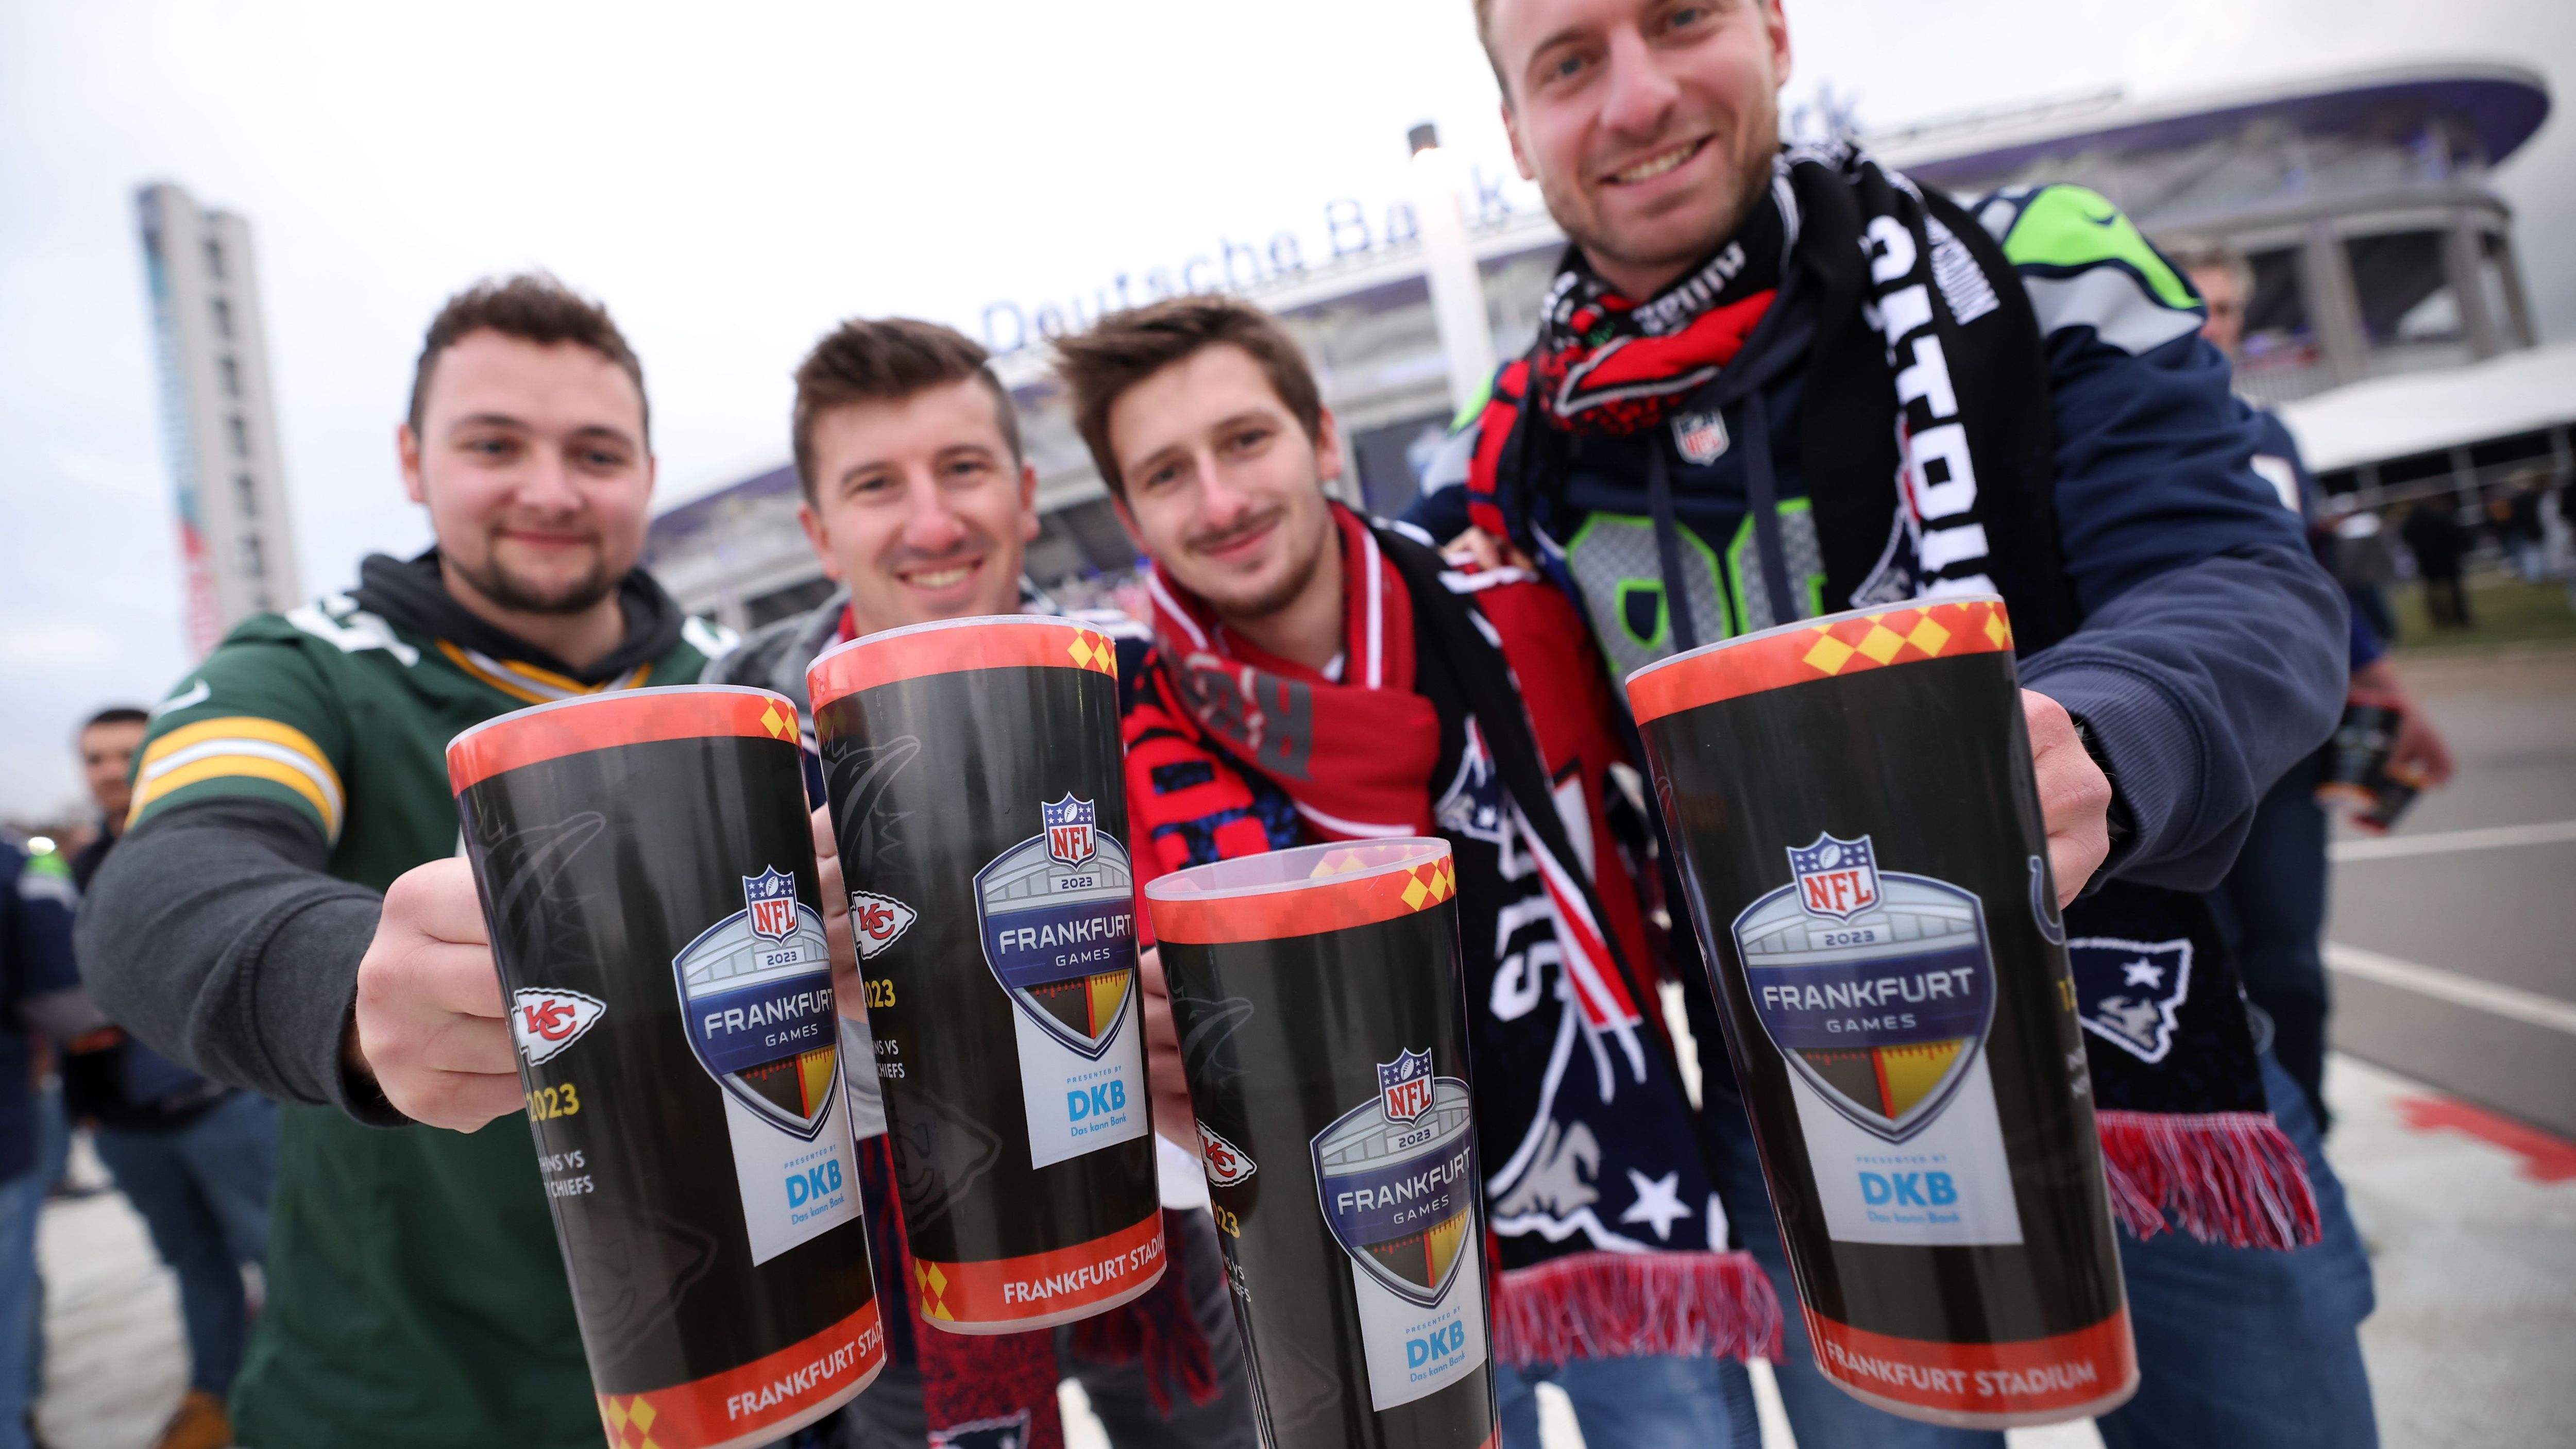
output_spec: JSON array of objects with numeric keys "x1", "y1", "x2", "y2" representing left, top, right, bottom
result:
[
  {"x1": 448, "y1": 537, "x2": 618, "y2": 617},
  {"x1": 1184, "y1": 503, "x2": 1331, "y2": 621}
]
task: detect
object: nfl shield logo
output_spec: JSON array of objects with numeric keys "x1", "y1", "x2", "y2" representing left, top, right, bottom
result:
[
  {"x1": 743, "y1": 867, "x2": 799, "y2": 942},
  {"x1": 1789, "y1": 833, "x2": 1881, "y2": 922},
  {"x1": 1379, "y1": 1049, "x2": 1434, "y2": 1124},
  {"x1": 1673, "y1": 409, "x2": 1729, "y2": 465},
  {"x1": 1044, "y1": 794, "x2": 1097, "y2": 868}
]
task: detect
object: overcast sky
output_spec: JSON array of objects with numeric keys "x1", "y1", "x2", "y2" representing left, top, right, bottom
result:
[{"x1": 3, "y1": 0, "x2": 2569, "y2": 820}]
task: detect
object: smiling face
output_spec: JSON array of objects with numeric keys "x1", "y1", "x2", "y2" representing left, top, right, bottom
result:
[
  {"x1": 798, "y1": 377, "x2": 1038, "y2": 634},
  {"x1": 1106, "y1": 343, "x2": 1341, "y2": 623},
  {"x1": 1488, "y1": 0, "x2": 1790, "y2": 300},
  {"x1": 399, "y1": 329, "x2": 654, "y2": 616}
]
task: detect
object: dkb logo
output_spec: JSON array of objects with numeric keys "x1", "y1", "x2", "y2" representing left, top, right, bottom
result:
[{"x1": 786, "y1": 1158, "x2": 844, "y2": 1208}]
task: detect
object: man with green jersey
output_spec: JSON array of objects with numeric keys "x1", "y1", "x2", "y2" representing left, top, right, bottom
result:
[{"x1": 77, "y1": 275, "x2": 736, "y2": 1449}]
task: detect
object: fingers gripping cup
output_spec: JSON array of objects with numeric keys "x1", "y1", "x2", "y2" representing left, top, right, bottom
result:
[
  {"x1": 807, "y1": 616, "x2": 1164, "y2": 1334},
  {"x1": 447, "y1": 686, "x2": 885, "y2": 1449},
  {"x1": 1627, "y1": 600, "x2": 2136, "y2": 1430},
  {"x1": 1147, "y1": 840, "x2": 1499, "y2": 1449}
]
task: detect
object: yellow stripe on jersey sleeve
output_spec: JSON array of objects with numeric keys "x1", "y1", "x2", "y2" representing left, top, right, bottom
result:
[{"x1": 131, "y1": 716, "x2": 346, "y2": 839}]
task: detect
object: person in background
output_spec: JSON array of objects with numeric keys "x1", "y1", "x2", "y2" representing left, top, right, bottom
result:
[
  {"x1": 2500, "y1": 475, "x2": 2548, "y2": 584},
  {"x1": 65, "y1": 706, "x2": 278, "y2": 1449},
  {"x1": 1057, "y1": 295, "x2": 1780, "y2": 1449},
  {"x1": 76, "y1": 275, "x2": 736, "y2": 1449},
  {"x1": 2402, "y1": 499, "x2": 2474, "y2": 628},
  {"x1": 2327, "y1": 499, "x2": 2401, "y2": 645},
  {"x1": 2181, "y1": 246, "x2": 2455, "y2": 1130},
  {"x1": 702, "y1": 316, "x2": 1258, "y2": 1449},
  {"x1": 4, "y1": 840, "x2": 112, "y2": 1449}
]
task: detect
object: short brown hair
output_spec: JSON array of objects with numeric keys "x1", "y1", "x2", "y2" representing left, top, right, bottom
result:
[
  {"x1": 791, "y1": 318, "x2": 1021, "y2": 500},
  {"x1": 1051, "y1": 297, "x2": 1324, "y2": 498},
  {"x1": 408, "y1": 273, "x2": 647, "y2": 441}
]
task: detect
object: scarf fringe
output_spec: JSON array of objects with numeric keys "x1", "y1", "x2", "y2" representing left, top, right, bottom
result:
[
  {"x1": 2096, "y1": 1109, "x2": 2321, "y2": 1250},
  {"x1": 1493, "y1": 1250, "x2": 1783, "y2": 1367}
]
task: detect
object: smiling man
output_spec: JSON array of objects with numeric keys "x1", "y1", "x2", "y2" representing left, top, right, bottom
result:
[
  {"x1": 77, "y1": 276, "x2": 736, "y2": 1449},
  {"x1": 703, "y1": 316, "x2": 1258, "y2": 1449},
  {"x1": 1407, "y1": 3, "x2": 2372, "y2": 1447},
  {"x1": 1058, "y1": 295, "x2": 1782, "y2": 1449}
]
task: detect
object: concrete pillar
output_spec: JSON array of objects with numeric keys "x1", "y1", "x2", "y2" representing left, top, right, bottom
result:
[
  {"x1": 2444, "y1": 215, "x2": 2504, "y2": 361},
  {"x1": 2491, "y1": 228, "x2": 2538, "y2": 350},
  {"x1": 2300, "y1": 222, "x2": 2370, "y2": 386}
]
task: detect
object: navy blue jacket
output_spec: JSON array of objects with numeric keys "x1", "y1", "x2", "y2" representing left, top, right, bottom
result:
[
  {"x1": 3, "y1": 845, "x2": 83, "y2": 1181},
  {"x1": 1406, "y1": 183, "x2": 2349, "y2": 892}
]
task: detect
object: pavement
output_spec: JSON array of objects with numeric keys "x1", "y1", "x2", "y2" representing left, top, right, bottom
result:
[
  {"x1": 33, "y1": 645, "x2": 2575, "y2": 1449},
  {"x1": 2323, "y1": 645, "x2": 2576, "y2": 1138}
]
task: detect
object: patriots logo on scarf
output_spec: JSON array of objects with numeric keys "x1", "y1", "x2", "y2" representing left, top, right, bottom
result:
[
  {"x1": 2067, "y1": 936, "x2": 2194, "y2": 1064},
  {"x1": 743, "y1": 866, "x2": 798, "y2": 942}
]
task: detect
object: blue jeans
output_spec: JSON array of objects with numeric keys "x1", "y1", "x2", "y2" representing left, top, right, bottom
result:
[
  {"x1": 2207, "y1": 762, "x2": 2334, "y2": 1130},
  {"x1": 2094, "y1": 1055, "x2": 2377, "y2": 1449},
  {"x1": 92, "y1": 1092, "x2": 278, "y2": 1395},
  {"x1": 0, "y1": 1159, "x2": 45, "y2": 1449},
  {"x1": 1494, "y1": 1352, "x2": 1760, "y2": 1449}
]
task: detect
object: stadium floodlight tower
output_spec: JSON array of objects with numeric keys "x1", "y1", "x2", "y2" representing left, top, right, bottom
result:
[
  {"x1": 1871, "y1": 62, "x2": 2551, "y2": 409},
  {"x1": 136, "y1": 182, "x2": 302, "y2": 656}
]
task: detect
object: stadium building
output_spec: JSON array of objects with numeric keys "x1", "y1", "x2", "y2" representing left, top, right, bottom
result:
[{"x1": 646, "y1": 61, "x2": 2558, "y2": 627}]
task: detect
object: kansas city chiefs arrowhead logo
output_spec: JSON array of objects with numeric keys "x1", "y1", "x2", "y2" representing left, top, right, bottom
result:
[
  {"x1": 1197, "y1": 1122, "x2": 1257, "y2": 1187},
  {"x1": 849, "y1": 890, "x2": 918, "y2": 961},
  {"x1": 511, "y1": 988, "x2": 606, "y2": 1066}
]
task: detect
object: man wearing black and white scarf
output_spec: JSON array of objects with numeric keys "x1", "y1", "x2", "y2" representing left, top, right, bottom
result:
[{"x1": 1411, "y1": 3, "x2": 2374, "y2": 1446}]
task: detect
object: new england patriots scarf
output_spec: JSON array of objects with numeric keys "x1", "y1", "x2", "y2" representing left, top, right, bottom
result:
[
  {"x1": 1128, "y1": 503, "x2": 1780, "y2": 1364},
  {"x1": 1459, "y1": 141, "x2": 2317, "y2": 1251}
]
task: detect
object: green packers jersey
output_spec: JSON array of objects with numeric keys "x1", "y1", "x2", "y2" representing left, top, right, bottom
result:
[{"x1": 131, "y1": 588, "x2": 734, "y2": 1449}]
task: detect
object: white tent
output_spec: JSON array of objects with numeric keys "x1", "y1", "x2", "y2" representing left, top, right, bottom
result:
[{"x1": 2278, "y1": 343, "x2": 2576, "y2": 473}]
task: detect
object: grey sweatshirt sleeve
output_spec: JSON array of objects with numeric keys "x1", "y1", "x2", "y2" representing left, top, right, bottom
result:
[
  {"x1": 2020, "y1": 544, "x2": 2348, "y2": 892},
  {"x1": 74, "y1": 796, "x2": 403, "y2": 1125}
]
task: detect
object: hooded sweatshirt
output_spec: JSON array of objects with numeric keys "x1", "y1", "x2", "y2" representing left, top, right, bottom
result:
[{"x1": 76, "y1": 550, "x2": 732, "y2": 1449}]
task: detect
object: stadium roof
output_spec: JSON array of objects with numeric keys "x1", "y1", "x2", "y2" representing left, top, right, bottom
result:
[
  {"x1": 2278, "y1": 342, "x2": 2576, "y2": 473},
  {"x1": 1874, "y1": 62, "x2": 2551, "y2": 186}
]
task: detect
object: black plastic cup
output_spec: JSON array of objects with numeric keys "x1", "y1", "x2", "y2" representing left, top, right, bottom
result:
[
  {"x1": 807, "y1": 616, "x2": 1164, "y2": 1334},
  {"x1": 448, "y1": 686, "x2": 884, "y2": 1449},
  {"x1": 1627, "y1": 599, "x2": 2134, "y2": 1429},
  {"x1": 1147, "y1": 839, "x2": 1498, "y2": 1449}
]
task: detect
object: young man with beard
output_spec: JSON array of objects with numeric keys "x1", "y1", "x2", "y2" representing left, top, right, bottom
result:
[
  {"x1": 77, "y1": 276, "x2": 737, "y2": 1449},
  {"x1": 704, "y1": 316, "x2": 1258, "y2": 1449},
  {"x1": 1054, "y1": 296, "x2": 1782, "y2": 1448},
  {"x1": 1411, "y1": 2, "x2": 2372, "y2": 1446}
]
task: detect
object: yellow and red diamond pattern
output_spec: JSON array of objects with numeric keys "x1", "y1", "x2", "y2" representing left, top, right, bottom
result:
[
  {"x1": 1798, "y1": 600, "x2": 2009, "y2": 678},
  {"x1": 599, "y1": 1392, "x2": 665, "y2": 1449},
  {"x1": 1400, "y1": 856, "x2": 1456, "y2": 913},
  {"x1": 917, "y1": 1259, "x2": 955, "y2": 1322},
  {"x1": 1066, "y1": 627, "x2": 1118, "y2": 677},
  {"x1": 758, "y1": 701, "x2": 793, "y2": 740}
]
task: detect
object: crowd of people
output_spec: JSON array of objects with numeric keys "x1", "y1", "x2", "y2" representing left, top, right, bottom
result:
[{"x1": 4, "y1": 1, "x2": 2519, "y2": 1446}]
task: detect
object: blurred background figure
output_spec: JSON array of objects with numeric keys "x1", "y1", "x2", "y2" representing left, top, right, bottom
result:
[
  {"x1": 2180, "y1": 244, "x2": 2455, "y2": 1130},
  {"x1": 3, "y1": 838, "x2": 112, "y2": 1449},
  {"x1": 64, "y1": 707, "x2": 277, "y2": 1449},
  {"x1": 2401, "y1": 498, "x2": 2475, "y2": 628}
]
